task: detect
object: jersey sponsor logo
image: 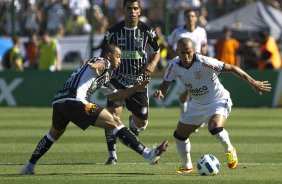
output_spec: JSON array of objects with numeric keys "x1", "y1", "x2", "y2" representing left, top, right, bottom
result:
[
  {"x1": 194, "y1": 71, "x2": 202, "y2": 80},
  {"x1": 165, "y1": 64, "x2": 174, "y2": 80},
  {"x1": 186, "y1": 84, "x2": 209, "y2": 96},
  {"x1": 122, "y1": 51, "x2": 144, "y2": 59},
  {"x1": 202, "y1": 62, "x2": 220, "y2": 72}
]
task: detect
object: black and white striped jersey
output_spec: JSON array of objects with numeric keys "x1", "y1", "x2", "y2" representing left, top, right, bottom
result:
[
  {"x1": 52, "y1": 57, "x2": 117, "y2": 105},
  {"x1": 103, "y1": 21, "x2": 160, "y2": 87}
]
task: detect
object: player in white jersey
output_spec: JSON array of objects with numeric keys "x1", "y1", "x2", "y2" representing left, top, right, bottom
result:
[
  {"x1": 154, "y1": 38, "x2": 271, "y2": 173},
  {"x1": 19, "y1": 44, "x2": 168, "y2": 175},
  {"x1": 168, "y1": 9, "x2": 208, "y2": 114}
]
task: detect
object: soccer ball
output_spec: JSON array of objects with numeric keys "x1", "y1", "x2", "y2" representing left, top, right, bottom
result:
[{"x1": 197, "y1": 154, "x2": 220, "y2": 176}]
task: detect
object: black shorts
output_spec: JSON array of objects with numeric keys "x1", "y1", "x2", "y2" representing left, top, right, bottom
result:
[
  {"x1": 52, "y1": 100, "x2": 103, "y2": 130},
  {"x1": 107, "y1": 78, "x2": 148, "y2": 120}
]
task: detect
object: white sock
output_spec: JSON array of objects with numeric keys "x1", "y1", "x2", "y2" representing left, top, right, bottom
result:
[
  {"x1": 213, "y1": 128, "x2": 233, "y2": 152},
  {"x1": 174, "y1": 137, "x2": 193, "y2": 169},
  {"x1": 141, "y1": 147, "x2": 152, "y2": 159},
  {"x1": 46, "y1": 132, "x2": 56, "y2": 142},
  {"x1": 113, "y1": 125, "x2": 125, "y2": 135},
  {"x1": 108, "y1": 151, "x2": 117, "y2": 159}
]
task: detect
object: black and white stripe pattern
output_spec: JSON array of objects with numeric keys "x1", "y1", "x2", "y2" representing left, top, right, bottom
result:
[{"x1": 103, "y1": 21, "x2": 159, "y2": 87}]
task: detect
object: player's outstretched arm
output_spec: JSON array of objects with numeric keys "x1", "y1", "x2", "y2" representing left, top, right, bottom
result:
[
  {"x1": 223, "y1": 64, "x2": 272, "y2": 95},
  {"x1": 107, "y1": 80, "x2": 150, "y2": 101},
  {"x1": 154, "y1": 81, "x2": 170, "y2": 99},
  {"x1": 88, "y1": 61, "x2": 104, "y2": 75}
]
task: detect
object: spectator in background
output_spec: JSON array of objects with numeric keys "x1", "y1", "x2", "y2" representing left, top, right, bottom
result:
[
  {"x1": 257, "y1": 31, "x2": 281, "y2": 70},
  {"x1": 9, "y1": 37, "x2": 24, "y2": 72},
  {"x1": 175, "y1": 0, "x2": 201, "y2": 27},
  {"x1": 247, "y1": 30, "x2": 282, "y2": 70},
  {"x1": 155, "y1": 24, "x2": 169, "y2": 70},
  {"x1": 37, "y1": 32, "x2": 61, "y2": 72},
  {"x1": 215, "y1": 27, "x2": 240, "y2": 67},
  {"x1": 24, "y1": 33, "x2": 39, "y2": 70},
  {"x1": 45, "y1": 0, "x2": 66, "y2": 36},
  {"x1": 22, "y1": 1, "x2": 40, "y2": 36},
  {"x1": 65, "y1": 9, "x2": 91, "y2": 35},
  {"x1": 198, "y1": 6, "x2": 208, "y2": 28}
]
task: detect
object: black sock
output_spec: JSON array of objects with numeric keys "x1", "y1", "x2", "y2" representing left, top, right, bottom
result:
[
  {"x1": 115, "y1": 127, "x2": 145, "y2": 155},
  {"x1": 29, "y1": 135, "x2": 54, "y2": 164},
  {"x1": 105, "y1": 129, "x2": 116, "y2": 152}
]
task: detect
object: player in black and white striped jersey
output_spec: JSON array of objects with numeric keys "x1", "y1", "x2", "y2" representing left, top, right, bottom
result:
[
  {"x1": 102, "y1": 0, "x2": 161, "y2": 165},
  {"x1": 19, "y1": 43, "x2": 168, "y2": 175}
]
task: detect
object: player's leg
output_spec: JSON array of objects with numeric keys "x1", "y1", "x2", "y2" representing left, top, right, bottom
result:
[
  {"x1": 208, "y1": 99, "x2": 238, "y2": 169},
  {"x1": 104, "y1": 105, "x2": 123, "y2": 164},
  {"x1": 174, "y1": 121, "x2": 201, "y2": 174},
  {"x1": 126, "y1": 91, "x2": 148, "y2": 136},
  {"x1": 19, "y1": 103, "x2": 69, "y2": 175},
  {"x1": 19, "y1": 126, "x2": 66, "y2": 175},
  {"x1": 95, "y1": 109, "x2": 168, "y2": 164}
]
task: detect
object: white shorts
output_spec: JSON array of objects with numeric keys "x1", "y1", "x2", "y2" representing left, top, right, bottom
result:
[{"x1": 180, "y1": 98, "x2": 233, "y2": 125}]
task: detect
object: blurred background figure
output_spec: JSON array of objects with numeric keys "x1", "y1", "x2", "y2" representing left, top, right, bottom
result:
[
  {"x1": 257, "y1": 30, "x2": 282, "y2": 70},
  {"x1": 9, "y1": 36, "x2": 24, "y2": 72},
  {"x1": 246, "y1": 30, "x2": 282, "y2": 70},
  {"x1": 38, "y1": 32, "x2": 61, "y2": 72},
  {"x1": 214, "y1": 27, "x2": 240, "y2": 67},
  {"x1": 24, "y1": 33, "x2": 39, "y2": 70}
]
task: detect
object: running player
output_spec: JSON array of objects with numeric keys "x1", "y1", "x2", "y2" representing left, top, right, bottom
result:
[
  {"x1": 102, "y1": 0, "x2": 160, "y2": 165},
  {"x1": 168, "y1": 8, "x2": 207, "y2": 114},
  {"x1": 154, "y1": 38, "x2": 271, "y2": 173},
  {"x1": 19, "y1": 43, "x2": 168, "y2": 175}
]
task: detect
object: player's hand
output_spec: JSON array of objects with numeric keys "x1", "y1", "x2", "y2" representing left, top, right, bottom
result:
[
  {"x1": 252, "y1": 80, "x2": 271, "y2": 95},
  {"x1": 135, "y1": 79, "x2": 150, "y2": 90},
  {"x1": 88, "y1": 62, "x2": 103, "y2": 75},
  {"x1": 179, "y1": 90, "x2": 189, "y2": 103},
  {"x1": 154, "y1": 90, "x2": 164, "y2": 99}
]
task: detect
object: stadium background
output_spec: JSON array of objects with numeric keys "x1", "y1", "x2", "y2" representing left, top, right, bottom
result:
[{"x1": 0, "y1": 0, "x2": 282, "y2": 107}]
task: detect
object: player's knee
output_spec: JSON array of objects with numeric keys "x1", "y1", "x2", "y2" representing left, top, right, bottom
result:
[
  {"x1": 209, "y1": 127, "x2": 223, "y2": 135},
  {"x1": 173, "y1": 130, "x2": 189, "y2": 141}
]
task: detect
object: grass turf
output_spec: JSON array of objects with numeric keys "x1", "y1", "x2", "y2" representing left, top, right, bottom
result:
[{"x1": 0, "y1": 107, "x2": 282, "y2": 184}]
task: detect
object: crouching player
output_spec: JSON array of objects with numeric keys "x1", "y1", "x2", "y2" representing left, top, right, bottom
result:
[
  {"x1": 19, "y1": 43, "x2": 168, "y2": 175},
  {"x1": 154, "y1": 38, "x2": 271, "y2": 173}
]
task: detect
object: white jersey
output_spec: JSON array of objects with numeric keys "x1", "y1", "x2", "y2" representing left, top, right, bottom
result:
[
  {"x1": 168, "y1": 26, "x2": 207, "y2": 53},
  {"x1": 164, "y1": 54, "x2": 230, "y2": 105},
  {"x1": 53, "y1": 57, "x2": 117, "y2": 105}
]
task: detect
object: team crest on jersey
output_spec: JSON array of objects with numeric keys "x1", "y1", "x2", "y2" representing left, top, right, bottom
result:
[
  {"x1": 147, "y1": 29, "x2": 156, "y2": 39},
  {"x1": 135, "y1": 35, "x2": 143, "y2": 49},
  {"x1": 194, "y1": 71, "x2": 202, "y2": 80},
  {"x1": 105, "y1": 31, "x2": 114, "y2": 41}
]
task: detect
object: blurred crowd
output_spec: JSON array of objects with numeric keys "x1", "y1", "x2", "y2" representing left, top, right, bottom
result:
[{"x1": 0, "y1": 0, "x2": 282, "y2": 72}]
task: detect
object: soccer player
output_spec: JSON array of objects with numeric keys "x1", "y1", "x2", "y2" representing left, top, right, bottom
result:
[
  {"x1": 154, "y1": 38, "x2": 271, "y2": 173},
  {"x1": 102, "y1": 0, "x2": 160, "y2": 165},
  {"x1": 167, "y1": 8, "x2": 208, "y2": 114},
  {"x1": 19, "y1": 43, "x2": 168, "y2": 175}
]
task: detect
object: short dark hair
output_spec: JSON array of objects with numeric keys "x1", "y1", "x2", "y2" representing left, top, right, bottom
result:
[
  {"x1": 100, "y1": 43, "x2": 120, "y2": 57},
  {"x1": 123, "y1": 0, "x2": 141, "y2": 8},
  {"x1": 184, "y1": 8, "x2": 199, "y2": 17}
]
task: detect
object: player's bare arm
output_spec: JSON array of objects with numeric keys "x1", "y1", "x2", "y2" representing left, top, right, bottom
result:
[
  {"x1": 179, "y1": 90, "x2": 189, "y2": 103},
  {"x1": 107, "y1": 80, "x2": 149, "y2": 101},
  {"x1": 154, "y1": 80, "x2": 171, "y2": 99},
  {"x1": 145, "y1": 52, "x2": 161, "y2": 78},
  {"x1": 223, "y1": 64, "x2": 272, "y2": 95}
]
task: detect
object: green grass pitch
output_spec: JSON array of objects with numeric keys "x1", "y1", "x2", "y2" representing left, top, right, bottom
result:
[{"x1": 0, "y1": 107, "x2": 282, "y2": 184}]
